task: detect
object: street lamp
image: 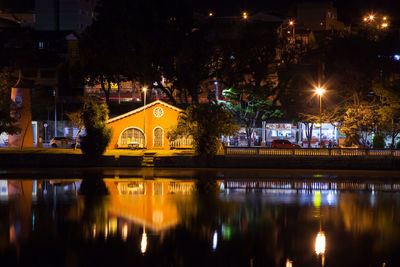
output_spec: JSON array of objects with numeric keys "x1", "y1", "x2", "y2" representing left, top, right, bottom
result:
[
  {"x1": 289, "y1": 19, "x2": 295, "y2": 42},
  {"x1": 316, "y1": 87, "x2": 326, "y2": 147},
  {"x1": 242, "y1": 11, "x2": 248, "y2": 20},
  {"x1": 143, "y1": 87, "x2": 147, "y2": 148}
]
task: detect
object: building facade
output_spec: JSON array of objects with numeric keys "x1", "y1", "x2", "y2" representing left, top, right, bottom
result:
[{"x1": 107, "y1": 100, "x2": 189, "y2": 150}]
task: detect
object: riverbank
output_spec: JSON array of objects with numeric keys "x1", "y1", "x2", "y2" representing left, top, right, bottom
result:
[{"x1": 0, "y1": 148, "x2": 399, "y2": 170}]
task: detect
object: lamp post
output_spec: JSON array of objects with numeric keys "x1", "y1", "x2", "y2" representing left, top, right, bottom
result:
[
  {"x1": 289, "y1": 20, "x2": 295, "y2": 43},
  {"x1": 143, "y1": 87, "x2": 147, "y2": 148},
  {"x1": 53, "y1": 89, "x2": 57, "y2": 137},
  {"x1": 316, "y1": 87, "x2": 325, "y2": 147}
]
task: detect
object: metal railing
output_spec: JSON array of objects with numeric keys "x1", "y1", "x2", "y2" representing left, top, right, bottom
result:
[
  {"x1": 224, "y1": 147, "x2": 400, "y2": 157},
  {"x1": 169, "y1": 137, "x2": 193, "y2": 149}
]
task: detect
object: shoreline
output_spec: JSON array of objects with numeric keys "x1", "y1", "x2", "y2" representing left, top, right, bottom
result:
[{"x1": 0, "y1": 152, "x2": 399, "y2": 170}]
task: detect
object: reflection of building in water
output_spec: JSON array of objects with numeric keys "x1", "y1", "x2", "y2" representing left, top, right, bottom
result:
[
  {"x1": 0, "y1": 180, "x2": 35, "y2": 248},
  {"x1": 105, "y1": 179, "x2": 195, "y2": 232},
  {"x1": 219, "y1": 180, "x2": 400, "y2": 193}
]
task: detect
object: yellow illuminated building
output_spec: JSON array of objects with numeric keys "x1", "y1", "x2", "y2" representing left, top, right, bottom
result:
[{"x1": 107, "y1": 100, "x2": 192, "y2": 150}]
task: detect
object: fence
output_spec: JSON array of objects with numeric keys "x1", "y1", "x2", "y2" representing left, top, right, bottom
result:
[
  {"x1": 169, "y1": 137, "x2": 193, "y2": 149},
  {"x1": 224, "y1": 147, "x2": 400, "y2": 157}
]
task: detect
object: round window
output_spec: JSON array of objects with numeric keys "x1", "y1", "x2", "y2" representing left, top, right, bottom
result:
[{"x1": 153, "y1": 107, "x2": 164, "y2": 118}]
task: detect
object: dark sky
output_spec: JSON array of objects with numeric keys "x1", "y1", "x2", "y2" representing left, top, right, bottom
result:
[
  {"x1": 1, "y1": 0, "x2": 399, "y2": 24},
  {"x1": 194, "y1": 0, "x2": 400, "y2": 24}
]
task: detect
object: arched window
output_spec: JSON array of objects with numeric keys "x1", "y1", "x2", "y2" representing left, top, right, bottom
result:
[
  {"x1": 119, "y1": 128, "x2": 145, "y2": 147},
  {"x1": 153, "y1": 127, "x2": 163, "y2": 147}
]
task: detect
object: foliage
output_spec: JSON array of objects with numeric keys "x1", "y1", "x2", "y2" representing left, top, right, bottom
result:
[
  {"x1": 318, "y1": 36, "x2": 379, "y2": 106},
  {"x1": 396, "y1": 141, "x2": 400, "y2": 149},
  {"x1": 78, "y1": 0, "x2": 198, "y2": 104},
  {"x1": 223, "y1": 87, "x2": 282, "y2": 146},
  {"x1": 372, "y1": 134, "x2": 386, "y2": 149},
  {"x1": 167, "y1": 102, "x2": 238, "y2": 156},
  {"x1": 340, "y1": 104, "x2": 379, "y2": 146},
  {"x1": 0, "y1": 70, "x2": 19, "y2": 135},
  {"x1": 215, "y1": 26, "x2": 282, "y2": 146},
  {"x1": 298, "y1": 113, "x2": 320, "y2": 148},
  {"x1": 80, "y1": 99, "x2": 112, "y2": 158},
  {"x1": 67, "y1": 109, "x2": 85, "y2": 150},
  {"x1": 374, "y1": 81, "x2": 400, "y2": 147}
]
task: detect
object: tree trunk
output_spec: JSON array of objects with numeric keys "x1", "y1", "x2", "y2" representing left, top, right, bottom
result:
[
  {"x1": 117, "y1": 77, "x2": 121, "y2": 105},
  {"x1": 74, "y1": 126, "x2": 84, "y2": 150},
  {"x1": 391, "y1": 118, "x2": 395, "y2": 148},
  {"x1": 305, "y1": 123, "x2": 314, "y2": 148},
  {"x1": 246, "y1": 127, "x2": 252, "y2": 147},
  {"x1": 100, "y1": 77, "x2": 110, "y2": 104},
  {"x1": 190, "y1": 90, "x2": 199, "y2": 104}
]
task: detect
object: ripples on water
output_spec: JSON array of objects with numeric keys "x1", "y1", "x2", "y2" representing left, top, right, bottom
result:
[{"x1": 0, "y1": 169, "x2": 400, "y2": 266}]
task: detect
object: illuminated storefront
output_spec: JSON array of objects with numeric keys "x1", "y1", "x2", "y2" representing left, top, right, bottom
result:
[
  {"x1": 299, "y1": 123, "x2": 339, "y2": 147},
  {"x1": 266, "y1": 123, "x2": 297, "y2": 143}
]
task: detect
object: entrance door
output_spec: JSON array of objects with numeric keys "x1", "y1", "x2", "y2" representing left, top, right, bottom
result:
[{"x1": 153, "y1": 127, "x2": 163, "y2": 147}]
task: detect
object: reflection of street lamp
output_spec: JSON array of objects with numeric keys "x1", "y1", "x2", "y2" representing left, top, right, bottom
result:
[
  {"x1": 141, "y1": 227, "x2": 147, "y2": 254},
  {"x1": 315, "y1": 231, "x2": 326, "y2": 266},
  {"x1": 212, "y1": 230, "x2": 218, "y2": 250},
  {"x1": 143, "y1": 87, "x2": 147, "y2": 148},
  {"x1": 316, "y1": 87, "x2": 326, "y2": 147}
]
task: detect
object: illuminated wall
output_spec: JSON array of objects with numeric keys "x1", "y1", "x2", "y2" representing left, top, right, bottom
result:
[
  {"x1": 107, "y1": 100, "x2": 183, "y2": 150},
  {"x1": 8, "y1": 87, "x2": 33, "y2": 147}
]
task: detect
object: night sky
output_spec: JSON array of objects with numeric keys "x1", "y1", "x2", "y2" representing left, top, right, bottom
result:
[{"x1": 1, "y1": 0, "x2": 399, "y2": 24}]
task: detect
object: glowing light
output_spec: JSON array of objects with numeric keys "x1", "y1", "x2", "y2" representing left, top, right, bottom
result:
[
  {"x1": 313, "y1": 191, "x2": 321, "y2": 207},
  {"x1": 209, "y1": 12, "x2": 213, "y2": 17},
  {"x1": 315, "y1": 87, "x2": 326, "y2": 96},
  {"x1": 242, "y1": 12, "x2": 248, "y2": 20},
  {"x1": 122, "y1": 223, "x2": 128, "y2": 241},
  {"x1": 363, "y1": 17, "x2": 368, "y2": 22},
  {"x1": 141, "y1": 230, "x2": 147, "y2": 254},
  {"x1": 369, "y1": 15, "x2": 375, "y2": 20},
  {"x1": 381, "y1": 23, "x2": 388, "y2": 28},
  {"x1": 142, "y1": 87, "x2": 147, "y2": 92},
  {"x1": 287, "y1": 31, "x2": 291, "y2": 34},
  {"x1": 383, "y1": 16, "x2": 387, "y2": 20},
  {"x1": 289, "y1": 20, "x2": 294, "y2": 26},
  {"x1": 394, "y1": 54, "x2": 400, "y2": 61},
  {"x1": 93, "y1": 225, "x2": 96, "y2": 238},
  {"x1": 327, "y1": 191, "x2": 335, "y2": 205},
  {"x1": 286, "y1": 259, "x2": 293, "y2": 267},
  {"x1": 315, "y1": 232, "x2": 326, "y2": 255},
  {"x1": 212, "y1": 230, "x2": 218, "y2": 250},
  {"x1": 109, "y1": 218, "x2": 118, "y2": 235}
]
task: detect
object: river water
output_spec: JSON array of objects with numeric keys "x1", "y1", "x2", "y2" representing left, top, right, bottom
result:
[{"x1": 1, "y1": 168, "x2": 400, "y2": 266}]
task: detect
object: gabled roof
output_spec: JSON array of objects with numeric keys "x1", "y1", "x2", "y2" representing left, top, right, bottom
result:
[{"x1": 107, "y1": 100, "x2": 183, "y2": 123}]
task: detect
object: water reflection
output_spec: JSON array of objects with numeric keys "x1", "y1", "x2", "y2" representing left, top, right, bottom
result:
[{"x1": 1, "y1": 175, "x2": 400, "y2": 266}]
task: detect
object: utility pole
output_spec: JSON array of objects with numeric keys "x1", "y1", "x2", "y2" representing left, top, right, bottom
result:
[{"x1": 53, "y1": 89, "x2": 57, "y2": 137}]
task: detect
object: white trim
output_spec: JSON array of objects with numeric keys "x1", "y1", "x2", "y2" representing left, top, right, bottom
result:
[
  {"x1": 118, "y1": 126, "x2": 146, "y2": 147},
  {"x1": 108, "y1": 100, "x2": 182, "y2": 123},
  {"x1": 153, "y1": 126, "x2": 164, "y2": 147}
]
